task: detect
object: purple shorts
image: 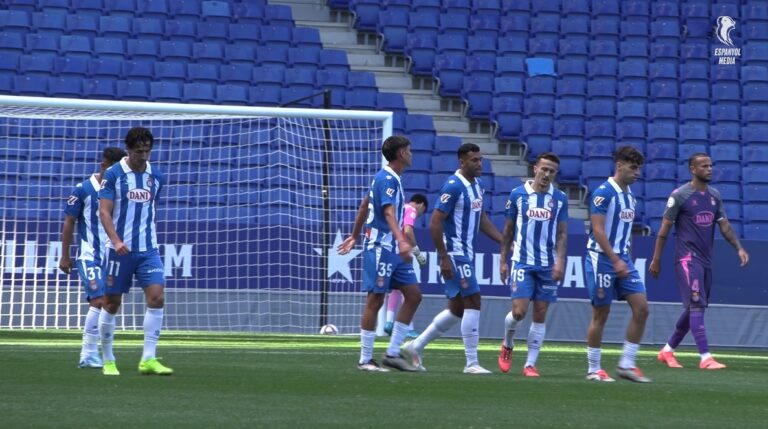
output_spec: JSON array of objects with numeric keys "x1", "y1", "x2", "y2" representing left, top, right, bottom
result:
[{"x1": 675, "y1": 255, "x2": 712, "y2": 309}]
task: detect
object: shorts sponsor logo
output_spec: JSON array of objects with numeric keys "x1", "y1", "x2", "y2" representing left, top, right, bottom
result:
[
  {"x1": 127, "y1": 188, "x2": 152, "y2": 203},
  {"x1": 527, "y1": 207, "x2": 552, "y2": 221},
  {"x1": 147, "y1": 268, "x2": 164, "y2": 274},
  {"x1": 543, "y1": 284, "x2": 558, "y2": 291}
]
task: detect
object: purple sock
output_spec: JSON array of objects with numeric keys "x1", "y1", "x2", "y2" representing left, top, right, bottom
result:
[
  {"x1": 667, "y1": 308, "x2": 690, "y2": 349},
  {"x1": 690, "y1": 310, "x2": 709, "y2": 355}
]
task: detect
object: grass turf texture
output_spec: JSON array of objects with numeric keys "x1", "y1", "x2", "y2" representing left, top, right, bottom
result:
[{"x1": 1, "y1": 330, "x2": 766, "y2": 428}]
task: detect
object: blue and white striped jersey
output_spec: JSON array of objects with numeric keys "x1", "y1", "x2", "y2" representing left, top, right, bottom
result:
[
  {"x1": 99, "y1": 158, "x2": 164, "y2": 252},
  {"x1": 64, "y1": 174, "x2": 106, "y2": 263},
  {"x1": 363, "y1": 165, "x2": 404, "y2": 252},
  {"x1": 506, "y1": 181, "x2": 569, "y2": 266},
  {"x1": 435, "y1": 170, "x2": 484, "y2": 260},
  {"x1": 587, "y1": 178, "x2": 637, "y2": 255}
]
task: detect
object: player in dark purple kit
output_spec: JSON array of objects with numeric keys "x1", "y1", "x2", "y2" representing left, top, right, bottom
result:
[{"x1": 649, "y1": 153, "x2": 749, "y2": 370}]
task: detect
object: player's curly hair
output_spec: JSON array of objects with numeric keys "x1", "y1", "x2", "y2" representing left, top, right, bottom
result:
[
  {"x1": 102, "y1": 147, "x2": 127, "y2": 164},
  {"x1": 614, "y1": 145, "x2": 644, "y2": 165},
  {"x1": 457, "y1": 143, "x2": 480, "y2": 159},
  {"x1": 125, "y1": 127, "x2": 154, "y2": 149},
  {"x1": 410, "y1": 193, "x2": 428, "y2": 211},
  {"x1": 381, "y1": 135, "x2": 411, "y2": 162}
]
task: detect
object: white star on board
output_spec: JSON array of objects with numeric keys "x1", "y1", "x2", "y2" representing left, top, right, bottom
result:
[{"x1": 314, "y1": 230, "x2": 362, "y2": 282}]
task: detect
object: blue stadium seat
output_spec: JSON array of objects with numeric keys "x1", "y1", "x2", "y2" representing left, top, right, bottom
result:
[
  {"x1": 462, "y1": 75, "x2": 494, "y2": 118},
  {"x1": 644, "y1": 181, "x2": 676, "y2": 201},
  {"x1": 679, "y1": 124, "x2": 708, "y2": 144},
  {"x1": 223, "y1": 45, "x2": 256, "y2": 66},
  {"x1": 405, "y1": 33, "x2": 437, "y2": 76},
  {"x1": 742, "y1": 185, "x2": 768, "y2": 204},
  {"x1": 132, "y1": 17, "x2": 164, "y2": 41},
  {"x1": 644, "y1": 161, "x2": 677, "y2": 182},
  {"x1": 201, "y1": 1, "x2": 231, "y2": 21},
  {"x1": 319, "y1": 49, "x2": 350, "y2": 72},
  {"x1": 529, "y1": 37, "x2": 558, "y2": 59},
  {"x1": 560, "y1": 39, "x2": 589, "y2": 61},
  {"x1": 14, "y1": 75, "x2": 48, "y2": 96},
  {"x1": 554, "y1": 99, "x2": 585, "y2": 119},
  {"x1": 500, "y1": 15, "x2": 528, "y2": 38},
  {"x1": 679, "y1": 102, "x2": 709, "y2": 125},
  {"x1": 196, "y1": 21, "x2": 228, "y2": 44},
  {"x1": 150, "y1": 81, "x2": 182, "y2": 102},
  {"x1": 402, "y1": 172, "x2": 429, "y2": 193},
  {"x1": 470, "y1": 14, "x2": 499, "y2": 38},
  {"x1": 122, "y1": 60, "x2": 154, "y2": 81},
  {"x1": 710, "y1": 124, "x2": 740, "y2": 144},
  {"x1": 53, "y1": 56, "x2": 88, "y2": 77},
  {"x1": 116, "y1": 80, "x2": 149, "y2": 101},
  {"x1": 742, "y1": 105, "x2": 767, "y2": 125},
  {"x1": 0, "y1": 75, "x2": 14, "y2": 94},
  {"x1": 153, "y1": 61, "x2": 186, "y2": 83},
  {"x1": 743, "y1": 223, "x2": 768, "y2": 240},
  {"x1": 187, "y1": 63, "x2": 218, "y2": 84},
  {"x1": 164, "y1": 20, "x2": 197, "y2": 42},
  {"x1": 434, "y1": 54, "x2": 465, "y2": 97},
  {"x1": 743, "y1": 146, "x2": 768, "y2": 165},
  {"x1": 183, "y1": 82, "x2": 216, "y2": 103},
  {"x1": 218, "y1": 64, "x2": 252, "y2": 86},
  {"x1": 586, "y1": 100, "x2": 614, "y2": 119},
  {"x1": 491, "y1": 98, "x2": 523, "y2": 140},
  {"x1": 23, "y1": 33, "x2": 56, "y2": 55},
  {"x1": 83, "y1": 78, "x2": 116, "y2": 99},
  {"x1": 377, "y1": 92, "x2": 408, "y2": 117},
  {"x1": 710, "y1": 104, "x2": 740, "y2": 124},
  {"x1": 59, "y1": 35, "x2": 91, "y2": 58},
  {"x1": 678, "y1": 143, "x2": 708, "y2": 163},
  {"x1": 47, "y1": 76, "x2": 83, "y2": 98},
  {"x1": 744, "y1": 205, "x2": 768, "y2": 223},
  {"x1": 681, "y1": 63, "x2": 709, "y2": 82},
  {"x1": 93, "y1": 37, "x2": 125, "y2": 59},
  {"x1": 647, "y1": 123, "x2": 676, "y2": 144},
  {"x1": 711, "y1": 82, "x2": 742, "y2": 105},
  {"x1": 439, "y1": 13, "x2": 469, "y2": 37},
  {"x1": 496, "y1": 56, "x2": 525, "y2": 78},
  {"x1": 620, "y1": 40, "x2": 648, "y2": 59},
  {"x1": 405, "y1": 114, "x2": 436, "y2": 140}
]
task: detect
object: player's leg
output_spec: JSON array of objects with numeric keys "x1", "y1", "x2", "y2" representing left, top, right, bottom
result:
[
  {"x1": 615, "y1": 261, "x2": 651, "y2": 382},
  {"x1": 691, "y1": 266, "x2": 724, "y2": 369},
  {"x1": 77, "y1": 259, "x2": 105, "y2": 368},
  {"x1": 500, "y1": 262, "x2": 532, "y2": 372},
  {"x1": 99, "y1": 250, "x2": 131, "y2": 375},
  {"x1": 658, "y1": 307, "x2": 688, "y2": 368},
  {"x1": 137, "y1": 250, "x2": 173, "y2": 375},
  {"x1": 448, "y1": 257, "x2": 488, "y2": 374},
  {"x1": 382, "y1": 257, "x2": 422, "y2": 366},
  {"x1": 384, "y1": 289, "x2": 402, "y2": 335},
  {"x1": 522, "y1": 267, "x2": 557, "y2": 376},
  {"x1": 584, "y1": 252, "x2": 614, "y2": 381},
  {"x1": 357, "y1": 248, "x2": 390, "y2": 371}
]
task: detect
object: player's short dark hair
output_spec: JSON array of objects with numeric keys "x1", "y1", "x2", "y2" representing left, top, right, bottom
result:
[
  {"x1": 102, "y1": 147, "x2": 126, "y2": 165},
  {"x1": 457, "y1": 143, "x2": 480, "y2": 159},
  {"x1": 410, "y1": 193, "x2": 428, "y2": 211},
  {"x1": 688, "y1": 152, "x2": 710, "y2": 167},
  {"x1": 381, "y1": 135, "x2": 410, "y2": 162},
  {"x1": 614, "y1": 145, "x2": 644, "y2": 165},
  {"x1": 535, "y1": 152, "x2": 560, "y2": 165},
  {"x1": 125, "y1": 126, "x2": 154, "y2": 149}
]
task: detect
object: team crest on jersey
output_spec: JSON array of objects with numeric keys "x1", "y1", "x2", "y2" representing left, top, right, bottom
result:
[
  {"x1": 146, "y1": 176, "x2": 154, "y2": 188},
  {"x1": 527, "y1": 207, "x2": 552, "y2": 221},
  {"x1": 547, "y1": 199, "x2": 554, "y2": 208},
  {"x1": 67, "y1": 195, "x2": 78, "y2": 205},
  {"x1": 710, "y1": 197, "x2": 716, "y2": 206},
  {"x1": 385, "y1": 188, "x2": 395, "y2": 197},
  {"x1": 666, "y1": 197, "x2": 675, "y2": 208},
  {"x1": 127, "y1": 188, "x2": 152, "y2": 203},
  {"x1": 440, "y1": 193, "x2": 451, "y2": 203},
  {"x1": 593, "y1": 196, "x2": 605, "y2": 207},
  {"x1": 471, "y1": 198, "x2": 482, "y2": 212}
]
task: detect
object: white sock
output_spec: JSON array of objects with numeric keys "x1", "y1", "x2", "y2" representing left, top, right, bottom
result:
[
  {"x1": 619, "y1": 341, "x2": 640, "y2": 369},
  {"x1": 462, "y1": 309, "x2": 481, "y2": 367},
  {"x1": 413, "y1": 309, "x2": 460, "y2": 352},
  {"x1": 386, "y1": 321, "x2": 409, "y2": 357},
  {"x1": 503, "y1": 311, "x2": 518, "y2": 348},
  {"x1": 700, "y1": 352, "x2": 712, "y2": 361},
  {"x1": 662, "y1": 343, "x2": 674, "y2": 353},
  {"x1": 81, "y1": 306, "x2": 101, "y2": 358},
  {"x1": 408, "y1": 321, "x2": 414, "y2": 331},
  {"x1": 386, "y1": 310, "x2": 395, "y2": 324},
  {"x1": 525, "y1": 322, "x2": 546, "y2": 368},
  {"x1": 142, "y1": 308, "x2": 164, "y2": 361},
  {"x1": 587, "y1": 347, "x2": 601, "y2": 373},
  {"x1": 99, "y1": 310, "x2": 117, "y2": 362},
  {"x1": 359, "y1": 329, "x2": 376, "y2": 364}
]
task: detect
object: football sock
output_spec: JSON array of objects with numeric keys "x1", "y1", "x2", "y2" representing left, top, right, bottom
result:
[
  {"x1": 587, "y1": 347, "x2": 602, "y2": 373},
  {"x1": 462, "y1": 309, "x2": 481, "y2": 367},
  {"x1": 359, "y1": 330, "x2": 376, "y2": 364},
  {"x1": 503, "y1": 311, "x2": 517, "y2": 348},
  {"x1": 99, "y1": 310, "x2": 116, "y2": 362},
  {"x1": 619, "y1": 341, "x2": 640, "y2": 369},
  {"x1": 525, "y1": 322, "x2": 546, "y2": 367},
  {"x1": 81, "y1": 306, "x2": 101, "y2": 357},
  {"x1": 667, "y1": 308, "x2": 691, "y2": 349},
  {"x1": 690, "y1": 310, "x2": 710, "y2": 355},
  {"x1": 700, "y1": 352, "x2": 712, "y2": 361},
  {"x1": 386, "y1": 321, "x2": 409, "y2": 357},
  {"x1": 662, "y1": 343, "x2": 675, "y2": 353},
  {"x1": 413, "y1": 309, "x2": 460, "y2": 352},
  {"x1": 142, "y1": 307, "x2": 164, "y2": 361}
]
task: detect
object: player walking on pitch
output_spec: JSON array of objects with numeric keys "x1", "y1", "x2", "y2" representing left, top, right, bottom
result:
[
  {"x1": 650, "y1": 153, "x2": 749, "y2": 370},
  {"x1": 60, "y1": 147, "x2": 126, "y2": 369},
  {"x1": 498, "y1": 152, "x2": 568, "y2": 377},
  {"x1": 338, "y1": 135, "x2": 422, "y2": 372},
  {"x1": 584, "y1": 146, "x2": 650, "y2": 383},
  {"x1": 403, "y1": 143, "x2": 503, "y2": 374}
]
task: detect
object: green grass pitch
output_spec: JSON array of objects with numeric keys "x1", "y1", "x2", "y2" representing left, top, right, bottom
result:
[{"x1": 1, "y1": 330, "x2": 766, "y2": 428}]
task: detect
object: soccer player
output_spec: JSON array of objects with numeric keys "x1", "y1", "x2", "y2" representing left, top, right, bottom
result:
[
  {"x1": 650, "y1": 153, "x2": 749, "y2": 370},
  {"x1": 338, "y1": 135, "x2": 422, "y2": 372},
  {"x1": 98, "y1": 127, "x2": 173, "y2": 376},
  {"x1": 59, "y1": 147, "x2": 127, "y2": 369},
  {"x1": 384, "y1": 193, "x2": 428, "y2": 339},
  {"x1": 402, "y1": 143, "x2": 503, "y2": 374},
  {"x1": 584, "y1": 146, "x2": 651, "y2": 383},
  {"x1": 498, "y1": 152, "x2": 568, "y2": 377}
]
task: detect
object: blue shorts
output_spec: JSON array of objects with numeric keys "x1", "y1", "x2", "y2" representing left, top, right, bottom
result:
[
  {"x1": 362, "y1": 247, "x2": 418, "y2": 294},
  {"x1": 584, "y1": 251, "x2": 645, "y2": 307},
  {"x1": 444, "y1": 255, "x2": 480, "y2": 299},
  {"x1": 104, "y1": 248, "x2": 166, "y2": 295},
  {"x1": 509, "y1": 262, "x2": 558, "y2": 303},
  {"x1": 76, "y1": 259, "x2": 106, "y2": 302},
  {"x1": 675, "y1": 257, "x2": 712, "y2": 309}
]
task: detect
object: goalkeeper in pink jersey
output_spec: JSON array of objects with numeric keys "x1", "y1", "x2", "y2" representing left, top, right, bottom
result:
[{"x1": 384, "y1": 194, "x2": 428, "y2": 338}]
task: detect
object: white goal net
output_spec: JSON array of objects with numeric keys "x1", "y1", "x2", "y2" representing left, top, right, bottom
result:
[{"x1": 0, "y1": 95, "x2": 392, "y2": 334}]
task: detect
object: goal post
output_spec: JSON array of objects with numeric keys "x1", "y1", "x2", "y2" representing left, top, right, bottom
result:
[{"x1": 0, "y1": 95, "x2": 392, "y2": 334}]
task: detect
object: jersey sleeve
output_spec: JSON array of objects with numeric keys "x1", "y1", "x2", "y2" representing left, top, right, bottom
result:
[
  {"x1": 662, "y1": 190, "x2": 686, "y2": 221},
  {"x1": 403, "y1": 204, "x2": 417, "y2": 228},
  {"x1": 98, "y1": 167, "x2": 117, "y2": 201},
  {"x1": 589, "y1": 186, "x2": 612, "y2": 216},
  {"x1": 435, "y1": 180, "x2": 461, "y2": 215},
  {"x1": 374, "y1": 175, "x2": 399, "y2": 209},
  {"x1": 64, "y1": 185, "x2": 84, "y2": 218},
  {"x1": 556, "y1": 192, "x2": 569, "y2": 222},
  {"x1": 710, "y1": 188, "x2": 727, "y2": 221},
  {"x1": 505, "y1": 190, "x2": 519, "y2": 220}
]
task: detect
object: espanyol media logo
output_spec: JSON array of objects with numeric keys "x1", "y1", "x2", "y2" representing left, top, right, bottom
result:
[
  {"x1": 716, "y1": 16, "x2": 736, "y2": 46},
  {"x1": 713, "y1": 16, "x2": 741, "y2": 65}
]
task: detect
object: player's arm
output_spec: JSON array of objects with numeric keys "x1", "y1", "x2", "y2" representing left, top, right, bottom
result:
[
  {"x1": 383, "y1": 204, "x2": 412, "y2": 262},
  {"x1": 99, "y1": 197, "x2": 128, "y2": 256},
  {"x1": 718, "y1": 219, "x2": 749, "y2": 266},
  {"x1": 404, "y1": 222, "x2": 426, "y2": 267},
  {"x1": 480, "y1": 211, "x2": 503, "y2": 244},
  {"x1": 430, "y1": 209, "x2": 452, "y2": 279},
  {"x1": 590, "y1": 213, "x2": 629, "y2": 278},
  {"x1": 553, "y1": 220, "x2": 567, "y2": 282},
  {"x1": 59, "y1": 215, "x2": 77, "y2": 274},
  {"x1": 649, "y1": 218, "x2": 674, "y2": 278},
  {"x1": 338, "y1": 195, "x2": 368, "y2": 255},
  {"x1": 499, "y1": 217, "x2": 515, "y2": 284}
]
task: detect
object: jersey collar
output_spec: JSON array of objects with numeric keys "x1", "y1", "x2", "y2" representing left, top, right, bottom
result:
[
  {"x1": 607, "y1": 177, "x2": 632, "y2": 195},
  {"x1": 89, "y1": 173, "x2": 101, "y2": 190},
  {"x1": 119, "y1": 157, "x2": 153, "y2": 175},
  {"x1": 455, "y1": 170, "x2": 473, "y2": 187},
  {"x1": 524, "y1": 180, "x2": 553, "y2": 195},
  {"x1": 383, "y1": 165, "x2": 400, "y2": 181}
]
